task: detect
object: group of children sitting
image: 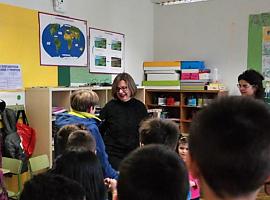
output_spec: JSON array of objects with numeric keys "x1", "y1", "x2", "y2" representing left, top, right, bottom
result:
[{"x1": 18, "y1": 89, "x2": 270, "y2": 200}]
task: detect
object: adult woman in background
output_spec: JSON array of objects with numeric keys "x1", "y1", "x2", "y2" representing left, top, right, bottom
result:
[
  {"x1": 99, "y1": 73, "x2": 148, "y2": 170},
  {"x1": 237, "y1": 69, "x2": 264, "y2": 100},
  {"x1": 50, "y1": 151, "x2": 106, "y2": 200}
]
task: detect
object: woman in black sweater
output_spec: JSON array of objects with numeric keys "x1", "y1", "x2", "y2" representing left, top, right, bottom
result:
[{"x1": 99, "y1": 73, "x2": 148, "y2": 169}]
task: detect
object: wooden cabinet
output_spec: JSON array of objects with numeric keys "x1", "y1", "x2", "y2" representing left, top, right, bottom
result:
[
  {"x1": 25, "y1": 86, "x2": 145, "y2": 166},
  {"x1": 145, "y1": 89, "x2": 181, "y2": 125},
  {"x1": 180, "y1": 90, "x2": 224, "y2": 134},
  {"x1": 145, "y1": 88, "x2": 225, "y2": 135}
]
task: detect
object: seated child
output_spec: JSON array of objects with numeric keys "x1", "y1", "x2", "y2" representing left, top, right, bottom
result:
[{"x1": 177, "y1": 136, "x2": 200, "y2": 200}]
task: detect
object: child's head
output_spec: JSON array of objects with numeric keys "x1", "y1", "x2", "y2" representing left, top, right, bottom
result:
[
  {"x1": 52, "y1": 151, "x2": 105, "y2": 200},
  {"x1": 139, "y1": 118, "x2": 179, "y2": 150},
  {"x1": 70, "y1": 89, "x2": 99, "y2": 113},
  {"x1": 117, "y1": 144, "x2": 189, "y2": 200},
  {"x1": 56, "y1": 124, "x2": 87, "y2": 156},
  {"x1": 66, "y1": 130, "x2": 96, "y2": 153},
  {"x1": 20, "y1": 173, "x2": 86, "y2": 200},
  {"x1": 189, "y1": 96, "x2": 270, "y2": 199},
  {"x1": 177, "y1": 136, "x2": 189, "y2": 162}
]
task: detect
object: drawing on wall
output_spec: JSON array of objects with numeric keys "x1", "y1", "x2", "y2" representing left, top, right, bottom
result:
[
  {"x1": 262, "y1": 26, "x2": 270, "y2": 80},
  {"x1": 89, "y1": 27, "x2": 125, "y2": 73},
  {"x1": 39, "y1": 12, "x2": 88, "y2": 66}
]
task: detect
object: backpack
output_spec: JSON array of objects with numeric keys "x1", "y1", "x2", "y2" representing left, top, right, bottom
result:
[
  {"x1": 0, "y1": 108, "x2": 28, "y2": 172},
  {"x1": 16, "y1": 110, "x2": 36, "y2": 158}
]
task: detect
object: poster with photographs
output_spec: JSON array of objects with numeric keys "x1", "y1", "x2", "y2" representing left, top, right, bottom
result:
[
  {"x1": 39, "y1": 12, "x2": 88, "y2": 66},
  {"x1": 89, "y1": 27, "x2": 125, "y2": 73}
]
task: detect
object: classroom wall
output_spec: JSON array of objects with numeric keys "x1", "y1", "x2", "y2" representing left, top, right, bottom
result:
[
  {"x1": 0, "y1": 0, "x2": 154, "y2": 86},
  {"x1": 153, "y1": 0, "x2": 270, "y2": 94}
]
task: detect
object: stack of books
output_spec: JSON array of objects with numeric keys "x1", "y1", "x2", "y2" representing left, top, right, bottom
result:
[
  {"x1": 142, "y1": 61, "x2": 181, "y2": 87},
  {"x1": 180, "y1": 61, "x2": 211, "y2": 90}
]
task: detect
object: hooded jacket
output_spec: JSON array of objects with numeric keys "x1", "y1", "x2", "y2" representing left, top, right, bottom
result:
[{"x1": 55, "y1": 111, "x2": 118, "y2": 179}]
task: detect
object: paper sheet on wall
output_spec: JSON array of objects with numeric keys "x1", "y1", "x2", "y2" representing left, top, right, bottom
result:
[{"x1": 0, "y1": 64, "x2": 23, "y2": 90}]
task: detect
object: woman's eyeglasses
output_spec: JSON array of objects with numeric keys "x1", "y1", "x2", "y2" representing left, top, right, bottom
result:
[
  {"x1": 237, "y1": 83, "x2": 253, "y2": 89},
  {"x1": 116, "y1": 86, "x2": 128, "y2": 92}
]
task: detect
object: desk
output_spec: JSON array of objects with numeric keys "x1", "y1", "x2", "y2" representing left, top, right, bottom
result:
[{"x1": 0, "y1": 168, "x2": 10, "y2": 174}]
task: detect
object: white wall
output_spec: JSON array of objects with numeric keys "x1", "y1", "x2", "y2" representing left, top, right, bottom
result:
[
  {"x1": 0, "y1": 0, "x2": 154, "y2": 85},
  {"x1": 153, "y1": 0, "x2": 270, "y2": 94}
]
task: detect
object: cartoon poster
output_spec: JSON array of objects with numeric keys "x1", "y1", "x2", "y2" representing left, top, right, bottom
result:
[
  {"x1": 89, "y1": 28, "x2": 125, "y2": 74},
  {"x1": 39, "y1": 12, "x2": 88, "y2": 66}
]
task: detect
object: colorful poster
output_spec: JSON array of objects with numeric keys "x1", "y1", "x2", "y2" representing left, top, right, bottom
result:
[
  {"x1": 262, "y1": 26, "x2": 270, "y2": 80},
  {"x1": 39, "y1": 12, "x2": 88, "y2": 66},
  {"x1": 89, "y1": 28, "x2": 125, "y2": 74}
]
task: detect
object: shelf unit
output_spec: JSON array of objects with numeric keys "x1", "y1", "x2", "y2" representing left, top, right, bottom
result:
[
  {"x1": 145, "y1": 88, "x2": 226, "y2": 135},
  {"x1": 25, "y1": 86, "x2": 145, "y2": 166},
  {"x1": 180, "y1": 90, "x2": 226, "y2": 134},
  {"x1": 145, "y1": 89, "x2": 181, "y2": 126}
]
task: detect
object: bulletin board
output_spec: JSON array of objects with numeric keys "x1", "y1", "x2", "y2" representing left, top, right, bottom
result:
[
  {"x1": 248, "y1": 13, "x2": 270, "y2": 73},
  {"x1": 0, "y1": 3, "x2": 58, "y2": 88}
]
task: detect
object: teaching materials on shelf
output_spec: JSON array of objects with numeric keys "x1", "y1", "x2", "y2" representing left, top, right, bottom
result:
[
  {"x1": 180, "y1": 61, "x2": 211, "y2": 91},
  {"x1": 143, "y1": 61, "x2": 181, "y2": 83},
  {"x1": 142, "y1": 80, "x2": 181, "y2": 87},
  {"x1": 146, "y1": 72, "x2": 180, "y2": 81}
]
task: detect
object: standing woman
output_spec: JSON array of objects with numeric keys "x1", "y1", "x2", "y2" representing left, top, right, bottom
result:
[
  {"x1": 237, "y1": 69, "x2": 264, "y2": 99},
  {"x1": 99, "y1": 73, "x2": 148, "y2": 169}
]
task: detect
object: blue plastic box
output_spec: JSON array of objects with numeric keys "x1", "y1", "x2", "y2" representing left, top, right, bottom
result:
[{"x1": 181, "y1": 61, "x2": 205, "y2": 69}]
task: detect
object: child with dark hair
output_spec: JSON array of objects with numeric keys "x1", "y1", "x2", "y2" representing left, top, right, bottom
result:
[
  {"x1": 51, "y1": 151, "x2": 106, "y2": 200},
  {"x1": 177, "y1": 136, "x2": 200, "y2": 200},
  {"x1": 55, "y1": 124, "x2": 87, "y2": 157},
  {"x1": 139, "y1": 118, "x2": 180, "y2": 150},
  {"x1": 189, "y1": 96, "x2": 270, "y2": 199},
  {"x1": 67, "y1": 130, "x2": 96, "y2": 153},
  {"x1": 237, "y1": 69, "x2": 264, "y2": 99},
  {"x1": 116, "y1": 144, "x2": 189, "y2": 200},
  {"x1": 20, "y1": 173, "x2": 86, "y2": 200}
]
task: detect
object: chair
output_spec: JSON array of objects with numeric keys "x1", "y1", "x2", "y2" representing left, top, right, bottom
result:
[
  {"x1": 2, "y1": 157, "x2": 23, "y2": 199},
  {"x1": 28, "y1": 154, "x2": 50, "y2": 178}
]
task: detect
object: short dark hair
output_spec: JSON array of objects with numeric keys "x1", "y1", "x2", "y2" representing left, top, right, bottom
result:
[
  {"x1": 238, "y1": 69, "x2": 264, "y2": 99},
  {"x1": 51, "y1": 151, "x2": 105, "y2": 200},
  {"x1": 189, "y1": 96, "x2": 270, "y2": 198},
  {"x1": 111, "y1": 73, "x2": 137, "y2": 99},
  {"x1": 139, "y1": 118, "x2": 180, "y2": 150},
  {"x1": 70, "y1": 90, "x2": 99, "y2": 112},
  {"x1": 117, "y1": 144, "x2": 189, "y2": 200},
  {"x1": 67, "y1": 130, "x2": 96, "y2": 152},
  {"x1": 20, "y1": 173, "x2": 85, "y2": 200},
  {"x1": 55, "y1": 124, "x2": 87, "y2": 157}
]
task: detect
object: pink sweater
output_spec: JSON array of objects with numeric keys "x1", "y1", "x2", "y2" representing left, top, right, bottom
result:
[{"x1": 189, "y1": 173, "x2": 200, "y2": 199}]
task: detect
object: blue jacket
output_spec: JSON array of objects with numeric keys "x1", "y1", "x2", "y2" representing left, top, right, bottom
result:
[{"x1": 55, "y1": 111, "x2": 118, "y2": 179}]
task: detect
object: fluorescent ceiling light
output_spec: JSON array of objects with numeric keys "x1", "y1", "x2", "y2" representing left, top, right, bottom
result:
[{"x1": 153, "y1": 0, "x2": 208, "y2": 6}]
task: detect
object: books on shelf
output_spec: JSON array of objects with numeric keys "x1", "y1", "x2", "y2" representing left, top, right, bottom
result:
[{"x1": 52, "y1": 107, "x2": 67, "y2": 115}]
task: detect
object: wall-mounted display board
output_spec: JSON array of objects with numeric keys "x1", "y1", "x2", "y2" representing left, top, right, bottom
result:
[
  {"x1": 39, "y1": 12, "x2": 88, "y2": 67},
  {"x1": 89, "y1": 28, "x2": 125, "y2": 74},
  {"x1": 0, "y1": 3, "x2": 58, "y2": 88},
  {"x1": 248, "y1": 13, "x2": 270, "y2": 73},
  {"x1": 262, "y1": 26, "x2": 270, "y2": 80}
]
